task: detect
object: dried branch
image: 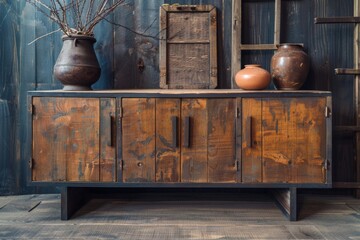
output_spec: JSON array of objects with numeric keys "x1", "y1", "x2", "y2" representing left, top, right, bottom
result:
[
  {"x1": 103, "y1": 17, "x2": 166, "y2": 41},
  {"x1": 26, "y1": 0, "x2": 125, "y2": 37}
]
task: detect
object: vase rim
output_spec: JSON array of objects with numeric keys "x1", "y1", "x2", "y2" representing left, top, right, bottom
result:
[
  {"x1": 276, "y1": 43, "x2": 304, "y2": 48},
  {"x1": 244, "y1": 64, "x2": 261, "y2": 68},
  {"x1": 62, "y1": 34, "x2": 97, "y2": 42}
]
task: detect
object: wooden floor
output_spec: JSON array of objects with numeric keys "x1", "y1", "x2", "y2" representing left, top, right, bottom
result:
[{"x1": 0, "y1": 191, "x2": 359, "y2": 239}]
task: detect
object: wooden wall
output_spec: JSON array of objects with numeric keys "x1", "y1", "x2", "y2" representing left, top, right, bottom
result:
[{"x1": 0, "y1": 0, "x2": 355, "y2": 194}]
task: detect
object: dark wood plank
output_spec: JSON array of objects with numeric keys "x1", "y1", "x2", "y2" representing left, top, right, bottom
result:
[
  {"x1": 99, "y1": 98, "x2": 116, "y2": 182},
  {"x1": 315, "y1": 16, "x2": 360, "y2": 24},
  {"x1": 241, "y1": 98, "x2": 262, "y2": 183},
  {"x1": 122, "y1": 98, "x2": 156, "y2": 182},
  {"x1": 155, "y1": 98, "x2": 181, "y2": 182},
  {"x1": 181, "y1": 99, "x2": 208, "y2": 182},
  {"x1": 207, "y1": 98, "x2": 236, "y2": 183},
  {"x1": 32, "y1": 97, "x2": 100, "y2": 182},
  {"x1": 335, "y1": 68, "x2": 360, "y2": 75},
  {"x1": 286, "y1": 225, "x2": 325, "y2": 239}
]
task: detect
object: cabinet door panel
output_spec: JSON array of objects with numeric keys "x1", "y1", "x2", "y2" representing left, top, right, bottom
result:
[
  {"x1": 242, "y1": 98, "x2": 263, "y2": 183},
  {"x1": 262, "y1": 98, "x2": 326, "y2": 183},
  {"x1": 32, "y1": 97, "x2": 100, "y2": 182},
  {"x1": 122, "y1": 98, "x2": 155, "y2": 182},
  {"x1": 181, "y1": 99, "x2": 208, "y2": 182},
  {"x1": 208, "y1": 99, "x2": 237, "y2": 183},
  {"x1": 100, "y1": 98, "x2": 116, "y2": 182},
  {"x1": 156, "y1": 98, "x2": 181, "y2": 182}
]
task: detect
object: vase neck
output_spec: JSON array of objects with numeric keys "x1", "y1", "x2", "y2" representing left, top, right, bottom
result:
[
  {"x1": 244, "y1": 64, "x2": 261, "y2": 68},
  {"x1": 277, "y1": 44, "x2": 304, "y2": 51},
  {"x1": 62, "y1": 35, "x2": 97, "y2": 43}
]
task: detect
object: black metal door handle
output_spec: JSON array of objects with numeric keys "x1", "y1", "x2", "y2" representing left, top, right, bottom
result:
[{"x1": 183, "y1": 117, "x2": 190, "y2": 148}]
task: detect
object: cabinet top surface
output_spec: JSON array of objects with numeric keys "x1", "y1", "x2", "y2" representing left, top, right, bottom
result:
[{"x1": 28, "y1": 89, "x2": 331, "y2": 97}]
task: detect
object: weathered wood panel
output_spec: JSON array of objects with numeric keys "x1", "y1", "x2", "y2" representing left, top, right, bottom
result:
[
  {"x1": 262, "y1": 98, "x2": 326, "y2": 183},
  {"x1": 159, "y1": 5, "x2": 217, "y2": 89},
  {"x1": 289, "y1": 98, "x2": 326, "y2": 183},
  {"x1": 32, "y1": 97, "x2": 100, "y2": 182},
  {"x1": 155, "y1": 98, "x2": 181, "y2": 182},
  {"x1": 242, "y1": 98, "x2": 262, "y2": 183},
  {"x1": 99, "y1": 98, "x2": 116, "y2": 182},
  {"x1": 166, "y1": 44, "x2": 211, "y2": 89},
  {"x1": 262, "y1": 99, "x2": 292, "y2": 183},
  {"x1": 0, "y1": 0, "x2": 19, "y2": 194},
  {"x1": 207, "y1": 98, "x2": 236, "y2": 183},
  {"x1": 122, "y1": 98, "x2": 156, "y2": 182},
  {"x1": 181, "y1": 99, "x2": 208, "y2": 182}
]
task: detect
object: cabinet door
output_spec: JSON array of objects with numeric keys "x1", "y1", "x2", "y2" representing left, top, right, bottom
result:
[
  {"x1": 181, "y1": 98, "x2": 237, "y2": 183},
  {"x1": 156, "y1": 98, "x2": 181, "y2": 182},
  {"x1": 207, "y1": 99, "x2": 237, "y2": 183},
  {"x1": 122, "y1": 98, "x2": 156, "y2": 182},
  {"x1": 242, "y1": 98, "x2": 327, "y2": 183},
  {"x1": 32, "y1": 97, "x2": 116, "y2": 182},
  {"x1": 181, "y1": 99, "x2": 208, "y2": 182},
  {"x1": 121, "y1": 98, "x2": 238, "y2": 183}
]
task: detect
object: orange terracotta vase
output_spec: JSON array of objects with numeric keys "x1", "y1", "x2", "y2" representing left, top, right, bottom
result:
[{"x1": 235, "y1": 64, "x2": 271, "y2": 90}]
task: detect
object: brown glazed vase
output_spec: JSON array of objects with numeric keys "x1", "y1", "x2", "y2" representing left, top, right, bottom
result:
[
  {"x1": 271, "y1": 44, "x2": 310, "y2": 90},
  {"x1": 54, "y1": 35, "x2": 101, "y2": 91},
  {"x1": 235, "y1": 64, "x2": 271, "y2": 90}
]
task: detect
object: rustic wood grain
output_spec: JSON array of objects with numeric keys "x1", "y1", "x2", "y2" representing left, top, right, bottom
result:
[
  {"x1": 167, "y1": 43, "x2": 211, "y2": 89},
  {"x1": 122, "y1": 98, "x2": 156, "y2": 182},
  {"x1": 181, "y1": 99, "x2": 208, "y2": 182},
  {"x1": 159, "y1": 5, "x2": 217, "y2": 89},
  {"x1": 262, "y1": 98, "x2": 326, "y2": 183},
  {"x1": 155, "y1": 98, "x2": 181, "y2": 182},
  {"x1": 207, "y1": 98, "x2": 236, "y2": 183},
  {"x1": 99, "y1": 98, "x2": 116, "y2": 182},
  {"x1": 32, "y1": 97, "x2": 100, "y2": 182},
  {"x1": 242, "y1": 98, "x2": 262, "y2": 183},
  {"x1": 262, "y1": 98, "x2": 291, "y2": 183}
]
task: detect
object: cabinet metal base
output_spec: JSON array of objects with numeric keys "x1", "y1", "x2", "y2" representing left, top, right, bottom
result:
[
  {"x1": 61, "y1": 187, "x2": 91, "y2": 220},
  {"x1": 271, "y1": 188, "x2": 298, "y2": 221},
  {"x1": 60, "y1": 187, "x2": 299, "y2": 221}
]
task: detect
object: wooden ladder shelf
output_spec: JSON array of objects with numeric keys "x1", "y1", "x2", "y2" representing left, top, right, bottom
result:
[{"x1": 315, "y1": 0, "x2": 360, "y2": 195}]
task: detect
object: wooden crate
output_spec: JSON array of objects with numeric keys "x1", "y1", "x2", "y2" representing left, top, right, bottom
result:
[{"x1": 159, "y1": 4, "x2": 217, "y2": 89}]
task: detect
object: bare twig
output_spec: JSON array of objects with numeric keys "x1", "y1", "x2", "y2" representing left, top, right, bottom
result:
[
  {"x1": 27, "y1": 28, "x2": 62, "y2": 45},
  {"x1": 103, "y1": 17, "x2": 165, "y2": 41},
  {"x1": 26, "y1": 0, "x2": 125, "y2": 37}
]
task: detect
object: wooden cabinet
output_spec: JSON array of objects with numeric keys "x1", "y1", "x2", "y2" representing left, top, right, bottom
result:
[
  {"x1": 31, "y1": 97, "x2": 116, "y2": 182},
  {"x1": 121, "y1": 98, "x2": 238, "y2": 183},
  {"x1": 28, "y1": 90, "x2": 332, "y2": 221},
  {"x1": 29, "y1": 92, "x2": 331, "y2": 186},
  {"x1": 242, "y1": 97, "x2": 329, "y2": 184}
]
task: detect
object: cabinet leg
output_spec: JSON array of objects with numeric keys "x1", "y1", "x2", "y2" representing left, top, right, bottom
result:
[
  {"x1": 271, "y1": 188, "x2": 298, "y2": 221},
  {"x1": 61, "y1": 187, "x2": 91, "y2": 220}
]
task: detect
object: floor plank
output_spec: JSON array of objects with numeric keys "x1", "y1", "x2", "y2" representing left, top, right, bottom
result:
[{"x1": 0, "y1": 193, "x2": 359, "y2": 239}]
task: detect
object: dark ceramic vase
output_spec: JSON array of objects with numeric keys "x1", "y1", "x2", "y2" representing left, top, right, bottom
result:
[
  {"x1": 54, "y1": 35, "x2": 101, "y2": 91},
  {"x1": 271, "y1": 44, "x2": 310, "y2": 90}
]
